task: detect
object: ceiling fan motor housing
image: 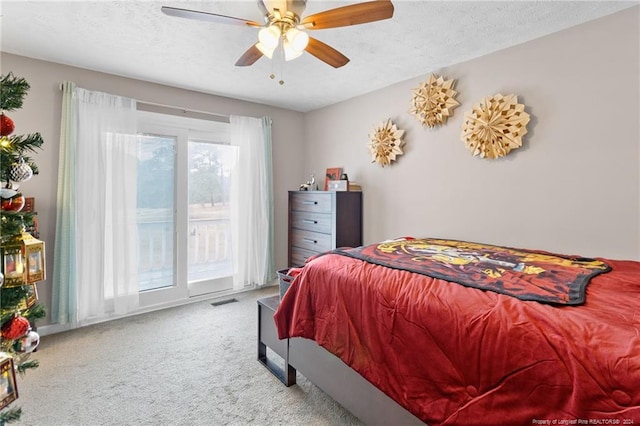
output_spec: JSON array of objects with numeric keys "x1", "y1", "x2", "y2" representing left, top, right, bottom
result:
[{"x1": 261, "y1": 0, "x2": 307, "y2": 19}]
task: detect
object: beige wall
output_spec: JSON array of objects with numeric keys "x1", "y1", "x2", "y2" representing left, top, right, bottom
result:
[
  {"x1": 304, "y1": 7, "x2": 640, "y2": 261},
  {"x1": 0, "y1": 53, "x2": 306, "y2": 325},
  {"x1": 1, "y1": 6, "x2": 638, "y2": 327}
]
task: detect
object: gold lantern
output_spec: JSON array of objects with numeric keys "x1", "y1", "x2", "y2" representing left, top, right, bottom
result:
[
  {"x1": 16, "y1": 284, "x2": 38, "y2": 310},
  {"x1": 0, "y1": 353, "x2": 18, "y2": 410},
  {"x1": 0, "y1": 285, "x2": 37, "y2": 318},
  {"x1": 1, "y1": 231, "x2": 45, "y2": 287}
]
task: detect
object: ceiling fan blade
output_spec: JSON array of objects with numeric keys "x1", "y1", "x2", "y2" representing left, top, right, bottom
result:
[
  {"x1": 305, "y1": 37, "x2": 350, "y2": 68},
  {"x1": 301, "y1": 0, "x2": 394, "y2": 30},
  {"x1": 235, "y1": 44, "x2": 264, "y2": 66},
  {"x1": 257, "y1": 0, "x2": 269, "y2": 16},
  {"x1": 161, "y1": 6, "x2": 261, "y2": 27}
]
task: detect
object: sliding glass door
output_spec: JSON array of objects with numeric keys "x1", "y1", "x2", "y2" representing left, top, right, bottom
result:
[
  {"x1": 187, "y1": 139, "x2": 237, "y2": 296},
  {"x1": 137, "y1": 111, "x2": 233, "y2": 307},
  {"x1": 136, "y1": 134, "x2": 176, "y2": 292}
]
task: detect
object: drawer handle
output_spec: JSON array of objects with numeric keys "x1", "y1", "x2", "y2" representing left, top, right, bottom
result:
[
  {"x1": 302, "y1": 201, "x2": 318, "y2": 205},
  {"x1": 302, "y1": 219, "x2": 318, "y2": 224},
  {"x1": 303, "y1": 238, "x2": 317, "y2": 244}
]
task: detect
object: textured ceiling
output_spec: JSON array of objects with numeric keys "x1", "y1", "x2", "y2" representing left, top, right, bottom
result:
[{"x1": 1, "y1": 1, "x2": 636, "y2": 112}]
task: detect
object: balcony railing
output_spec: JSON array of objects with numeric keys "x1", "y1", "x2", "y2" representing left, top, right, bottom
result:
[{"x1": 137, "y1": 218, "x2": 232, "y2": 291}]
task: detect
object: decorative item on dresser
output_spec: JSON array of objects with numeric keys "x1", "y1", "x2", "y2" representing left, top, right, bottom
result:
[
  {"x1": 326, "y1": 180, "x2": 348, "y2": 191},
  {"x1": 287, "y1": 191, "x2": 362, "y2": 267},
  {"x1": 323, "y1": 167, "x2": 342, "y2": 191}
]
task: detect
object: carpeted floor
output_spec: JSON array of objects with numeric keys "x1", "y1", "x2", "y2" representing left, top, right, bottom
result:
[{"x1": 15, "y1": 287, "x2": 363, "y2": 425}]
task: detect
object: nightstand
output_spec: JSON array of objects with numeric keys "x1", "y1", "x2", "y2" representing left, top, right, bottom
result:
[{"x1": 257, "y1": 295, "x2": 296, "y2": 386}]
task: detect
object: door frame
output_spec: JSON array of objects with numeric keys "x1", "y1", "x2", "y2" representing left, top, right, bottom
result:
[{"x1": 137, "y1": 111, "x2": 232, "y2": 307}]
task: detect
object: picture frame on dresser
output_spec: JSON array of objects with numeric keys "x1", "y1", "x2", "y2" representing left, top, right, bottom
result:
[{"x1": 324, "y1": 167, "x2": 342, "y2": 191}]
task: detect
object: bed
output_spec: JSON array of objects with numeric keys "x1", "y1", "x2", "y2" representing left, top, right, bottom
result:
[{"x1": 274, "y1": 238, "x2": 640, "y2": 425}]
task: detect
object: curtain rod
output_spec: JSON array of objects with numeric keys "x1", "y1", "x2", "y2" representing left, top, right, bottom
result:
[
  {"x1": 59, "y1": 83, "x2": 230, "y2": 123},
  {"x1": 136, "y1": 100, "x2": 230, "y2": 122}
]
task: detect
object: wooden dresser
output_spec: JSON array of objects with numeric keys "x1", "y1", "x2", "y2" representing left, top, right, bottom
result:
[{"x1": 288, "y1": 190, "x2": 362, "y2": 267}]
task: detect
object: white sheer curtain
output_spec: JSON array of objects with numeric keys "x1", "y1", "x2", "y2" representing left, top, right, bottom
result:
[
  {"x1": 53, "y1": 84, "x2": 139, "y2": 324},
  {"x1": 229, "y1": 116, "x2": 275, "y2": 289}
]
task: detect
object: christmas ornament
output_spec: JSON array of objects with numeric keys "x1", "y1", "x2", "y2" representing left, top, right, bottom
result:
[
  {"x1": 1, "y1": 314, "x2": 31, "y2": 339},
  {"x1": 8, "y1": 157, "x2": 33, "y2": 182},
  {"x1": 0, "y1": 193, "x2": 25, "y2": 212},
  {"x1": 0, "y1": 136, "x2": 10, "y2": 151},
  {"x1": 0, "y1": 113, "x2": 15, "y2": 136},
  {"x1": 13, "y1": 330, "x2": 40, "y2": 353},
  {"x1": 0, "y1": 182, "x2": 19, "y2": 199}
]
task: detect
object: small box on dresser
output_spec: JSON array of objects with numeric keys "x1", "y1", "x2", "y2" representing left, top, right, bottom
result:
[{"x1": 288, "y1": 190, "x2": 362, "y2": 267}]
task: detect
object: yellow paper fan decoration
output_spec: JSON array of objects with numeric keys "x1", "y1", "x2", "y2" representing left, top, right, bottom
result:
[
  {"x1": 368, "y1": 118, "x2": 405, "y2": 167},
  {"x1": 409, "y1": 74, "x2": 460, "y2": 128},
  {"x1": 460, "y1": 94, "x2": 530, "y2": 159}
]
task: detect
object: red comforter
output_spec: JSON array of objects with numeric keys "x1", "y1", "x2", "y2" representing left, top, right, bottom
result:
[{"x1": 274, "y1": 252, "x2": 640, "y2": 425}]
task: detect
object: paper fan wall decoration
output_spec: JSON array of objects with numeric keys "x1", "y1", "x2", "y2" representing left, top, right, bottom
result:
[
  {"x1": 409, "y1": 74, "x2": 460, "y2": 128},
  {"x1": 368, "y1": 118, "x2": 405, "y2": 167},
  {"x1": 460, "y1": 94, "x2": 530, "y2": 159}
]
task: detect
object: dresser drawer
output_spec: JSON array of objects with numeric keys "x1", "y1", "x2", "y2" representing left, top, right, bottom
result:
[
  {"x1": 290, "y1": 192, "x2": 332, "y2": 213},
  {"x1": 291, "y1": 229, "x2": 332, "y2": 253},
  {"x1": 291, "y1": 211, "x2": 332, "y2": 234},
  {"x1": 290, "y1": 246, "x2": 321, "y2": 267}
]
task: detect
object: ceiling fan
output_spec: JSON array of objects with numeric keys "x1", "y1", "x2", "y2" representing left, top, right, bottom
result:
[{"x1": 161, "y1": 1, "x2": 394, "y2": 69}]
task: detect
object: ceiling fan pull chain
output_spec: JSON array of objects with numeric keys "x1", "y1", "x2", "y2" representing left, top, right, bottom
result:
[
  {"x1": 279, "y1": 52, "x2": 285, "y2": 85},
  {"x1": 269, "y1": 54, "x2": 276, "y2": 81},
  {"x1": 277, "y1": 42, "x2": 285, "y2": 85}
]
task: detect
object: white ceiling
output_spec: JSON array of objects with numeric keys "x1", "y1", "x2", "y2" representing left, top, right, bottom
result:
[{"x1": 1, "y1": 1, "x2": 636, "y2": 112}]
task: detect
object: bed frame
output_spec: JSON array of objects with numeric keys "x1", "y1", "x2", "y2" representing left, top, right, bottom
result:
[{"x1": 258, "y1": 295, "x2": 424, "y2": 425}]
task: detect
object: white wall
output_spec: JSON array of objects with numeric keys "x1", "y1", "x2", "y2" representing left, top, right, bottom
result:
[
  {"x1": 303, "y1": 7, "x2": 640, "y2": 261},
  {"x1": 0, "y1": 53, "x2": 306, "y2": 325}
]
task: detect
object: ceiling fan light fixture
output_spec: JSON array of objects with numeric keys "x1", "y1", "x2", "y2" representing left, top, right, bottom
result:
[
  {"x1": 256, "y1": 42, "x2": 276, "y2": 59},
  {"x1": 258, "y1": 25, "x2": 281, "y2": 49},
  {"x1": 283, "y1": 39, "x2": 304, "y2": 61},
  {"x1": 285, "y1": 27, "x2": 309, "y2": 52}
]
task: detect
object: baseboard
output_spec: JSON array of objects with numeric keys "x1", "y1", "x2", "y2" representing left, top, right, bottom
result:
[{"x1": 36, "y1": 283, "x2": 278, "y2": 337}]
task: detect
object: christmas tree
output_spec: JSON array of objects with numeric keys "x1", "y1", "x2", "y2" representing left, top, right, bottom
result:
[{"x1": 0, "y1": 72, "x2": 46, "y2": 424}]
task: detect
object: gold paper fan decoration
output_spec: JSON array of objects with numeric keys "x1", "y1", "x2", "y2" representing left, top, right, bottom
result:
[
  {"x1": 409, "y1": 74, "x2": 460, "y2": 128},
  {"x1": 368, "y1": 118, "x2": 405, "y2": 167},
  {"x1": 460, "y1": 94, "x2": 530, "y2": 159}
]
